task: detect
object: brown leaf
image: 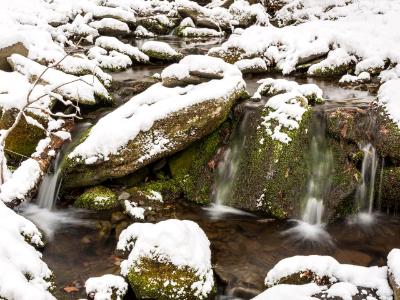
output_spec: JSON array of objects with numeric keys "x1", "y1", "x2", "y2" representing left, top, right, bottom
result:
[{"x1": 63, "y1": 286, "x2": 79, "y2": 293}]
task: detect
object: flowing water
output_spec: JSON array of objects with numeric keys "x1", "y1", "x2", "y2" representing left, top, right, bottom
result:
[{"x1": 17, "y1": 38, "x2": 399, "y2": 299}]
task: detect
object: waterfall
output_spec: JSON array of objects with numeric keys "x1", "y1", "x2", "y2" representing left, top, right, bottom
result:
[
  {"x1": 355, "y1": 143, "x2": 378, "y2": 214},
  {"x1": 301, "y1": 130, "x2": 333, "y2": 225},
  {"x1": 36, "y1": 153, "x2": 63, "y2": 209}
]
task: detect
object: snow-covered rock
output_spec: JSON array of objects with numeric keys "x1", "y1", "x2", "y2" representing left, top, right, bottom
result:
[
  {"x1": 235, "y1": 57, "x2": 269, "y2": 74},
  {"x1": 8, "y1": 54, "x2": 111, "y2": 105},
  {"x1": 388, "y1": 249, "x2": 400, "y2": 300},
  {"x1": 177, "y1": 26, "x2": 224, "y2": 38},
  {"x1": 95, "y1": 36, "x2": 149, "y2": 63},
  {"x1": 140, "y1": 41, "x2": 182, "y2": 62},
  {"x1": 63, "y1": 55, "x2": 246, "y2": 188},
  {"x1": 263, "y1": 255, "x2": 393, "y2": 300},
  {"x1": 378, "y1": 79, "x2": 400, "y2": 128},
  {"x1": 0, "y1": 41, "x2": 28, "y2": 71},
  {"x1": 88, "y1": 46, "x2": 132, "y2": 71},
  {"x1": 89, "y1": 18, "x2": 130, "y2": 36},
  {"x1": 117, "y1": 219, "x2": 214, "y2": 299},
  {"x1": 85, "y1": 274, "x2": 128, "y2": 300},
  {"x1": 0, "y1": 201, "x2": 55, "y2": 300}
]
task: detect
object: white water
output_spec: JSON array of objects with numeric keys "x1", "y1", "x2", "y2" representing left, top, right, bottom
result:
[
  {"x1": 355, "y1": 143, "x2": 378, "y2": 214},
  {"x1": 36, "y1": 153, "x2": 62, "y2": 209},
  {"x1": 301, "y1": 135, "x2": 333, "y2": 225}
]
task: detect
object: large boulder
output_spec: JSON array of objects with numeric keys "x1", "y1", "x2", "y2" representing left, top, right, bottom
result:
[
  {"x1": 117, "y1": 220, "x2": 214, "y2": 300},
  {"x1": 0, "y1": 41, "x2": 28, "y2": 71},
  {"x1": 223, "y1": 79, "x2": 359, "y2": 220},
  {"x1": 62, "y1": 55, "x2": 246, "y2": 188}
]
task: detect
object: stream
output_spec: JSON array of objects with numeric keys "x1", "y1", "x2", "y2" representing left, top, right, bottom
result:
[{"x1": 18, "y1": 37, "x2": 400, "y2": 300}]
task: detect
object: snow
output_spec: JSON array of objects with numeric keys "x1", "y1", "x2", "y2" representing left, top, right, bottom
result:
[
  {"x1": 377, "y1": 79, "x2": 400, "y2": 127},
  {"x1": 8, "y1": 54, "x2": 110, "y2": 105},
  {"x1": 88, "y1": 46, "x2": 132, "y2": 70},
  {"x1": 89, "y1": 18, "x2": 130, "y2": 34},
  {"x1": 141, "y1": 41, "x2": 179, "y2": 57},
  {"x1": 340, "y1": 72, "x2": 371, "y2": 84},
  {"x1": 68, "y1": 55, "x2": 244, "y2": 164},
  {"x1": 134, "y1": 25, "x2": 155, "y2": 38},
  {"x1": 264, "y1": 255, "x2": 393, "y2": 300},
  {"x1": 235, "y1": 57, "x2": 268, "y2": 73},
  {"x1": 124, "y1": 200, "x2": 145, "y2": 220},
  {"x1": 387, "y1": 249, "x2": 400, "y2": 287},
  {"x1": 95, "y1": 36, "x2": 149, "y2": 63},
  {"x1": 326, "y1": 282, "x2": 358, "y2": 300},
  {"x1": 180, "y1": 27, "x2": 224, "y2": 38},
  {"x1": 117, "y1": 219, "x2": 214, "y2": 298},
  {"x1": 255, "y1": 78, "x2": 322, "y2": 143},
  {"x1": 0, "y1": 201, "x2": 55, "y2": 300},
  {"x1": 252, "y1": 283, "x2": 324, "y2": 300},
  {"x1": 0, "y1": 159, "x2": 42, "y2": 205},
  {"x1": 180, "y1": 17, "x2": 195, "y2": 28},
  {"x1": 85, "y1": 274, "x2": 128, "y2": 300},
  {"x1": 209, "y1": 0, "x2": 400, "y2": 75},
  {"x1": 307, "y1": 48, "x2": 356, "y2": 75}
]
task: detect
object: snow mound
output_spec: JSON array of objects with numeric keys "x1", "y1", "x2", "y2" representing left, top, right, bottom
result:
[
  {"x1": 141, "y1": 41, "x2": 179, "y2": 57},
  {"x1": 95, "y1": 36, "x2": 149, "y2": 63},
  {"x1": 0, "y1": 201, "x2": 55, "y2": 300},
  {"x1": 387, "y1": 249, "x2": 400, "y2": 288},
  {"x1": 85, "y1": 274, "x2": 128, "y2": 300},
  {"x1": 377, "y1": 79, "x2": 400, "y2": 127},
  {"x1": 117, "y1": 219, "x2": 214, "y2": 297},
  {"x1": 264, "y1": 255, "x2": 393, "y2": 300},
  {"x1": 253, "y1": 283, "x2": 324, "y2": 300}
]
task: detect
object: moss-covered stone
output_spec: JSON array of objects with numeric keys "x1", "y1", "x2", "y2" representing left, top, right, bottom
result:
[
  {"x1": 379, "y1": 167, "x2": 400, "y2": 213},
  {"x1": 0, "y1": 109, "x2": 47, "y2": 164},
  {"x1": 389, "y1": 273, "x2": 400, "y2": 300},
  {"x1": 141, "y1": 49, "x2": 182, "y2": 62},
  {"x1": 127, "y1": 258, "x2": 212, "y2": 300},
  {"x1": 63, "y1": 88, "x2": 247, "y2": 189},
  {"x1": 168, "y1": 125, "x2": 226, "y2": 204},
  {"x1": 74, "y1": 186, "x2": 118, "y2": 210},
  {"x1": 127, "y1": 179, "x2": 182, "y2": 202},
  {"x1": 308, "y1": 63, "x2": 355, "y2": 78},
  {"x1": 136, "y1": 17, "x2": 176, "y2": 35}
]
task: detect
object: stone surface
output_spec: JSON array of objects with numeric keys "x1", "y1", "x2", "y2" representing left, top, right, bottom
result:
[{"x1": 0, "y1": 42, "x2": 28, "y2": 71}]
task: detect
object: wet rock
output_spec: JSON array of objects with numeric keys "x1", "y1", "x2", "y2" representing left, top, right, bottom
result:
[
  {"x1": 136, "y1": 15, "x2": 177, "y2": 35},
  {"x1": 111, "y1": 211, "x2": 128, "y2": 224},
  {"x1": 74, "y1": 186, "x2": 118, "y2": 210},
  {"x1": 118, "y1": 192, "x2": 131, "y2": 201},
  {"x1": 388, "y1": 249, "x2": 400, "y2": 300},
  {"x1": 96, "y1": 220, "x2": 112, "y2": 240},
  {"x1": 0, "y1": 109, "x2": 47, "y2": 164},
  {"x1": 115, "y1": 221, "x2": 129, "y2": 240},
  {"x1": 0, "y1": 41, "x2": 28, "y2": 71},
  {"x1": 380, "y1": 167, "x2": 400, "y2": 213}
]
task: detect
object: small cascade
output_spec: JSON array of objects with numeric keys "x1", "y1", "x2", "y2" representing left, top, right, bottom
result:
[
  {"x1": 205, "y1": 110, "x2": 255, "y2": 218},
  {"x1": 355, "y1": 143, "x2": 378, "y2": 214},
  {"x1": 36, "y1": 153, "x2": 63, "y2": 210},
  {"x1": 301, "y1": 124, "x2": 333, "y2": 225}
]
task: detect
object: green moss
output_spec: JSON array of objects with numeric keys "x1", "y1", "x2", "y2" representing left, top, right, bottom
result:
[
  {"x1": 308, "y1": 63, "x2": 355, "y2": 78},
  {"x1": 127, "y1": 258, "x2": 213, "y2": 300},
  {"x1": 168, "y1": 127, "x2": 223, "y2": 204},
  {"x1": 0, "y1": 109, "x2": 46, "y2": 164},
  {"x1": 127, "y1": 179, "x2": 182, "y2": 201},
  {"x1": 74, "y1": 186, "x2": 118, "y2": 210}
]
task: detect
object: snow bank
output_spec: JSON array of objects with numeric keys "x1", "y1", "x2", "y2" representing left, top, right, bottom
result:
[
  {"x1": 377, "y1": 79, "x2": 400, "y2": 127},
  {"x1": 85, "y1": 274, "x2": 128, "y2": 300},
  {"x1": 88, "y1": 46, "x2": 132, "y2": 70},
  {"x1": 0, "y1": 201, "x2": 55, "y2": 300},
  {"x1": 68, "y1": 55, "x2": 244, "y2": 163},
  {"x1": 0, "y1": 159, "x2": 42, "y2": 205},
  {"x1": 117, "y1": 219, "x2": 214, "y2": 298},
  {"x1": 388, "y1": 249, "x2": 400, "y2": 287},
  {"x1": 209, "y1": 0, "x2": 400, "y2": 75},
  {"x1": 264, "y1": 255, "x2": 393, "y2": 300}
]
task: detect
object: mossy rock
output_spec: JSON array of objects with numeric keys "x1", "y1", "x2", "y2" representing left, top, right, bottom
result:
[
  {"x1": 0, "y1": 108, "x2": 47, "y2": 164},
  {"x1": 308, "y1": 63, "x2": 355, "y2": 78},
  {"x1": 208, "y1": 47, "x2": 249, "y2": 64},
  {"x1": 168, "y1": 123, "x2": 228, "y2": 204},
  {"x1": 226, "y1": 107, "x2": 359, "y2": 220},
  {"x1": 136, "y1": 17, "x2": 176, "y2": 35},
  {"x1": 127, "y1": 258, "x2": 212, "y2": 300},
  {"x1": 389, "y1": 273, "x2": 400, "y2": 300},
  {"x1": 141, "y1": 49, "x2": 182, "y2": 62},
  {"x1": 379, "y1": 167, "x2": 400, "y2": 213},
  {"x1": 63, "y1": 88, "x2": 246, "y2": 188},
  {"x1": 74, "y1": 186, "x2": 118, "y2": 210},
  {"x1": 126, "y1": 179, "x2": 182, "y2": 202}
]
